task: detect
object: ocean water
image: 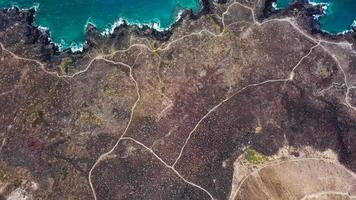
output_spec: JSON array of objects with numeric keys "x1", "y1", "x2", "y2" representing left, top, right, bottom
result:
[
  {"x1": 275, "y1": 0, "x2": 356, "y2": 34},
  {"x1": 0, "y1": 0, "x2": 201, "y2": 50}
]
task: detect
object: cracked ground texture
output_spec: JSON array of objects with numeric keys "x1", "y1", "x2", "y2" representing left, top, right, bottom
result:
[{"x1": 1, "y1": 0, "x2": 356, "y2": 199}]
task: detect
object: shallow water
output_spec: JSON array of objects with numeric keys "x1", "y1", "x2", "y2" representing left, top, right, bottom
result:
[
  {"x1": 0, "y1": 0, "x2": 201, "y2": 50},
  {"x1": 275, "y1": 0, "x2": 356, "y2": 34}
]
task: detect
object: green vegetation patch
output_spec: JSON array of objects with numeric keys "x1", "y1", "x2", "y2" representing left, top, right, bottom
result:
[
  {"x1": 59, "y1": 57, "x2": 74, "y2": 74},
  {"x1": 0, "y1": 165, "x2": 22, "y2": 187},
  {"x1": 245, "y1": 148, "x2": 268, "y2": 165}
]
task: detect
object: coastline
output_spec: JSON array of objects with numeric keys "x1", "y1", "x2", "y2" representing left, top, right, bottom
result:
[
  {"x1": 0, "y1": 0, "x2": 207, "y2": 53},
  {"x1": 272, "y1": 0, "x2": 356, "y2": 36},
  {"x1": 0, "y1": 0, "x2": 354, "y2": 57},
  {"x1": 1, "y1": 0, "x2": 356, "y2": 199}
]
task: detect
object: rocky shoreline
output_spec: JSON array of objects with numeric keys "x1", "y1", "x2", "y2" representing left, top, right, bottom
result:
[
  {"x1": 0, "y1": 0, "x2": 213, "y2": 56},
  {"x1": 278, "y1": 1, "x2": 355, "y2": 41},
  {"x1": 1, "y1": 0, "x2": 354, "y2": 60}
]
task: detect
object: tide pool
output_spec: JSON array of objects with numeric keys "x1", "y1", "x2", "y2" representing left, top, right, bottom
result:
[
  {"x1": 0, "y1": 0, "x2": 201, "y2": 50},
  {"x1": 275, "y1": 0, "x2": 356, "y2": 34}
]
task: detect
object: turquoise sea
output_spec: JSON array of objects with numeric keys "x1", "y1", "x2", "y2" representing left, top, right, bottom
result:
[
  {"x1": 275, "y1": 0, "x2": 356, "y2": 34},
  {"x1": 0, "y1": 0, "x2": 201, "y2": 50}
]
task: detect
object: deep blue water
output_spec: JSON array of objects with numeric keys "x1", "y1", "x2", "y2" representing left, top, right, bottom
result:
[
  {"x1": 275, "y1": 0, "x2": 356, "y2": 34},
  {"x1": 0, "y1": 0, "x2": 201, "y2": 50}
]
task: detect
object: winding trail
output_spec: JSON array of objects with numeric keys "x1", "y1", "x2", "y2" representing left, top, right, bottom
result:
[
  {"x1": 87, "y1": 52, "x2": 142, "y2": 200},
  {"x1": 1, "y1": 0, "x2": 356, "y2": 199},
  {"x1": 172, "y1": 40, "x2": 321, "y2": 167},
  {"x1": 0, "y1": 41, "x2": 151, "y2": 79},
  {"x1": 122, "y1": 136, "x2": 216, "y2": 200},
  {"x1": 163, "y1": 0, "x2": 356, "y2": 171},
  {"x1": 87, "y1": 52, "x2": 217, "y2": 199}
]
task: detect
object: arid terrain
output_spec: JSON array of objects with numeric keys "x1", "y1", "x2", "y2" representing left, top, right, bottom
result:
[{"x1": 1, "y1": 0, "x2": 356, "y2": 199}]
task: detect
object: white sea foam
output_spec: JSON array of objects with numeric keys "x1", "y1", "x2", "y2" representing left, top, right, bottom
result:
[
  {"x1": 2, "y1": 2, "x2": 181, "y2": 52},
  {"x1": 275, "y1": 0, "x2": 354, "y2": 35},
  {"x1": 272, "y1": 2, "x2": 278, "y2": 9},
  {"x1": 69, "y1": 42, "x2": 85, "y2": 52},
  {"x1": 101, "y1": 18, "x2": 125, "y2": 36},
  {"x1": 311, "y1": 1, "x2": 329, "y2": 20},
  {"x1": 31, "y1": 3, "x2": 40, "y2": 11},
  {"x1": 42, "y1": 14, "x2": 168, "y2": 52},
  {"x1": 309, "y1": 0, "x2": 329, "y2": 13},
  {"x1": 3, "y1": 4, "x2": 197, "y2": 52},
  {"x1": 56, "y1": 39, "x2": 85, "y2": 52},
  {"x1": 37, "y1": 25, "x2": 49, "y2": 31},
  {"x1": 66, "y1": 10, "x2": 185, "y2": 52},
  {"x1": 6, "y1": 2, "x2": 39, "y2": 12},
  {"x1": 100, "y1": 17, "x2": 168, "y2": 37},
  {"x1": 309, "y1": 1, "x2": 355, "y2": 35},
  {"x1": 100, "y1": 8, "x2": 187, "y2": 37}
]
